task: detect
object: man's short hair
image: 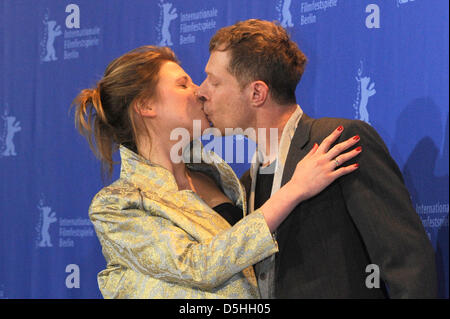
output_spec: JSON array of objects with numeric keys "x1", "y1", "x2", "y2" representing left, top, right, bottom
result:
[{"x1": 209, "y1": 19, "x2": 307, "y2": 105}]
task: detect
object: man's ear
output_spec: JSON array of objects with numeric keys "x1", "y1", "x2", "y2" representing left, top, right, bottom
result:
[
  {"x1": 133, "y1": 102, "x2": 157, "y2": 118},
  {"x1": 249, "y1": 81, "x2": 269, "y2": 107}
]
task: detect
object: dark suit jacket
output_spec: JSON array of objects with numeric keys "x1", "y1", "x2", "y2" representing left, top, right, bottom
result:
[{"x1": 241, "y1": 114, "x2": 437, "y2": 298}]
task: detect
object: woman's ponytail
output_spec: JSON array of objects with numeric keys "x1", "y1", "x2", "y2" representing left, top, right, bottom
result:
[{"x1": 72, "y1": 85, "x2": 115, "y2": 178}]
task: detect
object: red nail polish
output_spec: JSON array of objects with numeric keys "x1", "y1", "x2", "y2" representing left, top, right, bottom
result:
[
  {"x1": 337, "y1": 126, "x2": 343, "y2": 132},
  {"x1": 353, "y1": 135, "x2": 360, "y2": 141},
  {"x1": 354, "y1": 163, "x2": 359, "y2": 168},
  {"x1": 355, "y1": 146, "x2": 362, "y2": 152}
]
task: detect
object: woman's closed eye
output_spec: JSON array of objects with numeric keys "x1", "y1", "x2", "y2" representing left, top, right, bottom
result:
[{"x1": 176, "y1": 75, "x2": 191, "y2": 89}]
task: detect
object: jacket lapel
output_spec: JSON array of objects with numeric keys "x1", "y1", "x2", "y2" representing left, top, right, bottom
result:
[
  {"x1": 281, "y1": 114, "x2": 315, "y2": 186},
  {"x1": 119, "y1": 144, "x2": 236, "y2": 240}
]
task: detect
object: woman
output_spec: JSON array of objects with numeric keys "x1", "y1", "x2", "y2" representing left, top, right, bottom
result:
[{"x1": 72, "y1": 46, "x2": 361, "y2": 298}]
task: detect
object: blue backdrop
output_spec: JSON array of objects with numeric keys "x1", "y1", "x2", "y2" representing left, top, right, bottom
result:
[{"x1": 0, "y1": 0, "x2": 448, "y2": 299}]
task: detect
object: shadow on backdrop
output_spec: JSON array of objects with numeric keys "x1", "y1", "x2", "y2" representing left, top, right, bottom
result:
[{"x1": 392, "y1": 97, "x2": 449, "y2": 298}]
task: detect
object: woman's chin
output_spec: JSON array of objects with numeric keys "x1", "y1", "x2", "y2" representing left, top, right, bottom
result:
[
  {"x1": 194, "y1": 118, "x2": 212, "y2": 129},
  {"x1": 182, "y1": 118, "x2": 212, "y2": 139}
]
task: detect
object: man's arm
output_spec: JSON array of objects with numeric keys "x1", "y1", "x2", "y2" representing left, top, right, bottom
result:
[{"x1": 337, "y1": 120, "x2": 437, "y2": 298}]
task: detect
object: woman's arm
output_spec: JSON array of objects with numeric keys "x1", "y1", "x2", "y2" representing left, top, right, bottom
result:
[{"x1": 90, "y1": 194, "x2": 277, "y2": 290}]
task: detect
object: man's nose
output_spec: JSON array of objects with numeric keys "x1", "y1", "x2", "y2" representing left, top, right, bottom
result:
[
  {"x1": 192, "y1": 84, "x2": 204, "y2": 102},
  {"x1": 196, "y1": 81, "x2": 208, "y2": 102}
]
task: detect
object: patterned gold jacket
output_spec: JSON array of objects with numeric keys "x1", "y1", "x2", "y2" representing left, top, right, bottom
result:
[{"x1": 89, "y1": 145, "x2": 278, "y2": 298}]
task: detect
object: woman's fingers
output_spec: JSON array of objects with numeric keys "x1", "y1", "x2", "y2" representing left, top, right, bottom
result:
[
  {"x1": 331, "y1": 146, "x2": 362, "y2": 169},
  {"x1": 289, "y1": 129, "x2": 361, "y2": 202},
  {"x1": 304, "y1": 143, "x2": 319, "y2": 159},
  {"x1": 316, "y1": 126, "x2": 344, "y2": 154},
  {"x1": 332, "y1": 162, "x2": 360, "y2": 179},
  {"x1": 325, "y1": 134, "x2": 361, "y2": 162}
]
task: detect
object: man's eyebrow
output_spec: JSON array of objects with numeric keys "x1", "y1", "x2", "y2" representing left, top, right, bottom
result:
[{"x1": 205, "y1": 71, "x2": 216, "y2": 79}]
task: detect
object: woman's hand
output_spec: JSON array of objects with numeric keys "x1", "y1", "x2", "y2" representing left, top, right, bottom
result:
[
  {"x1": 261, "y1": 125, "x2": 361, "y2": 233},
  {"x1": 288, "y1": 125, "x2": 361, "y2": 203}
]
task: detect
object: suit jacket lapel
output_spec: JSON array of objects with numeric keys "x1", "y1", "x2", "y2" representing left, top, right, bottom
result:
[
  {"x1": 248, "y1": 151, "x2": 262, "y2": 214},
  {"x1": 281, "y1": 113, "x2": 315, "y2": 187}
]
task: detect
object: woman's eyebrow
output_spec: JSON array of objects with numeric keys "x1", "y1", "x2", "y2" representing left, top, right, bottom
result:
[{"x1": 175, "y1": 75, "x2": 190, "y2": 83}]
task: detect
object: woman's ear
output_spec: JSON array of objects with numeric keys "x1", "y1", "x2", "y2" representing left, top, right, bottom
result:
[
  {"x1": 249, "y1": 80, "x2": 269, "y2": 107},
  {"x1": 133, "y1": 102, "x2": 157, "y2": 118}
]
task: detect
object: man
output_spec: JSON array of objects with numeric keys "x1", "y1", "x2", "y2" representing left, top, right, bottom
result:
[{"x1": 197, "y1": 19, "x2": 437, "y2": 298}]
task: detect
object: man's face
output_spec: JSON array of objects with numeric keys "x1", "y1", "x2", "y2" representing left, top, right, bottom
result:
[{"x1": 198, "y1": 50, "x2": 253, "y2": 134}]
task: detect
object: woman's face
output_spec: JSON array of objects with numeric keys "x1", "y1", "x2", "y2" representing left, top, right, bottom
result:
[{"x1": 152, "y1": 61, "x2": 209, "y2": 137}]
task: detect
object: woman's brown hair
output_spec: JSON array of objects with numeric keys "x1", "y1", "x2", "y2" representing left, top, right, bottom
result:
[{"x1": 72, "y1": 46, "x2": 179, "y2": 180}]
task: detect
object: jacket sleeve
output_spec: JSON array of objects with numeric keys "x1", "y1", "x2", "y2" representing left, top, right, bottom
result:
[
  {"x1": 89, "y1": 191, "x2": 278, "y2": 291},
  {"x1": 337, "y1": 120, "x2": 437, "y2": 298}
]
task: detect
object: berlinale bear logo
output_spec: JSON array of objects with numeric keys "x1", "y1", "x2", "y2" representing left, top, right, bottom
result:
[
  {"x1": 159, "y1": 1, "x2": 178, "y2": 46},
  {"x1": 36, "y1": 198, "x2": 58, "y2": 248},
  {"x1": 40, "y1": 4, "x2": 80, "y2": 63},
  {"x1": 353, "y1": 61, "x2": 376, "y2": 125},
  {"x1": 0, "y1": 109, "x2": 21, "y2": 157},
  {"x1": 276, "y1": 0, "x2": 294, "y2": 28}
]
